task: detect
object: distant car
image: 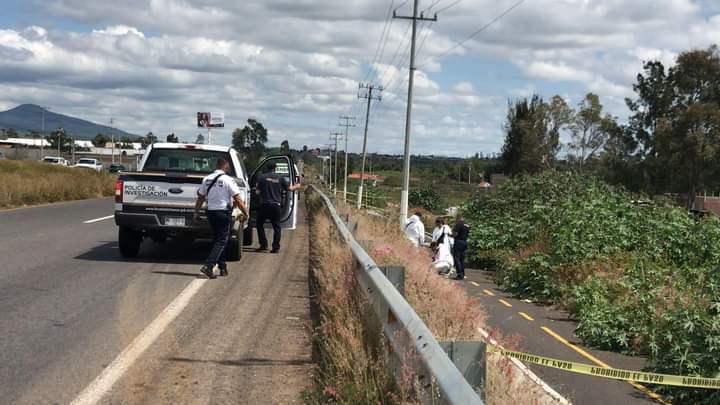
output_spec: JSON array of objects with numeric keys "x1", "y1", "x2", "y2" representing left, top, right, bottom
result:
[
  {"x1": 74, "y1": 158, "x2": 104, "y2": 171},
  {"x1": 43, "y1": 156, "x2": 68, "y2": 166},
  {"x1": 108, "y1": 163, "x2": 126, "y2": 173}
]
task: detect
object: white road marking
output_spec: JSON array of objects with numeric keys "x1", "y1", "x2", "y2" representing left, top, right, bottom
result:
[
  {"x1": 70, "y1": 278, "x2": 207, "y2": 405},
  {"x1": 83, "y1": 215, "x2": 114, "y2": 224}
]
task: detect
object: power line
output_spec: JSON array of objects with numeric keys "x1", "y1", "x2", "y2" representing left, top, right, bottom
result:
[
  {"x1": 362, "y1": 0, "x2": 396, "y2": 83},
  {"x1": 375, "y1": 20, "x2": 412, "y2": 86},
  {"x1": 433, "y1": 0, "x2": 462, "y2": 15},
  {"x1": 417, "y1": 0, "x2": 525, "y2": 68}
]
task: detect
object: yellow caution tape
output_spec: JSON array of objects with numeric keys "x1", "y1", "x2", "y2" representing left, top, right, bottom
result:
[{"x1": 487, "y1": 345, "x2": 720, "y2": 389}]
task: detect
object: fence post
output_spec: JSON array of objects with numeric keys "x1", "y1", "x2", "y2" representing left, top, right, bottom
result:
[
  {"x1": 439, "y1": 341, "x2": 487, "y2": 399},
  {"x1": 380, "y1": 266, "x2": 405, "y2": 297}
]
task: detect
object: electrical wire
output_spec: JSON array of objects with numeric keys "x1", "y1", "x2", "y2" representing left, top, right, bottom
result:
[
  {"x1": 433, "y1": 0, "x2": 462, "y2": 15},
  {"x1": 362, "y1": 0, "x2": 396, "y2": 83},
  {"x1": 416, "y1": 0, "x2": 525, "y2": 68}
]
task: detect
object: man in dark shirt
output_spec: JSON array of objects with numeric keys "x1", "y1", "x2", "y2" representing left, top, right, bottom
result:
[
  {"x1": 452, "y1": 217, "x2": 470, "y2": 280},
  {"x1": 255, "y1": 162, "x2": 300, "y2": 253}
]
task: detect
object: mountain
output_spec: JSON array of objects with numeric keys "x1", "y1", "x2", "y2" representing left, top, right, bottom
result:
[{"x1": 0, "y1": 104, "x2": 139, "y2": 140}]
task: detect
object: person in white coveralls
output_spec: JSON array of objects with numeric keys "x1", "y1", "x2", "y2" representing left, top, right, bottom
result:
[{"x1": 403, "y1": 211, "x2": 425, "y2": 247}]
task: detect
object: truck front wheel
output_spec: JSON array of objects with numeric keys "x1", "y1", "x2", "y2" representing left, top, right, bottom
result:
[{"x1": 119, "y1": 226, "x2": 142, "y2": 258}]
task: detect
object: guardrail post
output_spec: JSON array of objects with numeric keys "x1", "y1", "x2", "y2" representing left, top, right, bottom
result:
[
  {"x1": 380, "y1": 266, "x2": 405, "y2": 297},
  {"x1": 439, "y1": 341, "x2": 487, "y2": 398}
]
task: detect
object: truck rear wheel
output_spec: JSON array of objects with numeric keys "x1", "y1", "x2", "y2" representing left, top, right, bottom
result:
[
  {"x1": 226, "y1": 227, "x2": 243, "y2": 261},
  {"x1": 119, "y1": 226, "x2": 142, "y2": 258}
]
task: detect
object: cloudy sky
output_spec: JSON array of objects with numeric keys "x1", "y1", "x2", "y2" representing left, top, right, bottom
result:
[{"x1": 0, "y1": 0, "x2": 719, "y2": 156}]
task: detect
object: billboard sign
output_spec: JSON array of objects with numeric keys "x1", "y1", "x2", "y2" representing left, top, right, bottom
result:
[{"x1": 197, "y1": 112, "x2": 225, "y2": 128}]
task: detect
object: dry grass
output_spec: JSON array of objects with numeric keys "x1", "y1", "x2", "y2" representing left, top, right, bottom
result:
[
  {"x1": 308, "y1": 191, "x2": 567, "y2": 405},
  {"x1": 305, "y1": 199, "x2": 404, "y2": 404},
  {"x1": 350, "y1": 208, "x2": 487, "y2": 341},
  {"x1": 0, "y1": 160, "x2": 115, "y2": 208}
]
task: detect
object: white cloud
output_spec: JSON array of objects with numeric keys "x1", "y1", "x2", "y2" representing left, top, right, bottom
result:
[{"x1": 0, "y1": 0, "x2": 715, "y2": 156}]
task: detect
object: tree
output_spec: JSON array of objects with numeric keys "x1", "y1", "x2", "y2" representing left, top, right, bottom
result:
[
  {"x1": 545, "y1": 95, "x2": 573, "y2": 167},
  {"x1": 120, "y1": 137, "x2": 133, "y2": 148},
  {"x1": 280, "y1": 139, "x2": 290, "y2": 154},
  {"x1": 0, "y1": 129, "x2": 6, "y2": 140},
  {"x1": 46, "y1": 128, "x2": 71, "y2": 152},
  {"x1": 166, "y1": 133, "x2": 178, "y2": 143},
  {"x1": 142, "y1": 131, "x2": 158, "y2": 147},
  {"x1": 626, "y1": 45, "x2": 720, "y2": 207},
  {"x1": 500, "y1": 95, "x2": 549, "y2": 175},
  {"x1": 195, "y1": 133, "x2": 205, "y2": 144},
  {"x1": 232, "y1": 119, "x2": 268, "y2": 170},
  {"x1": 93, "y1": 133, "x2": 109, "y2": 147},
  {"x1": 6, "y1": 128, "x2": 18, "y2": 138},
  {"x1": 568, "y1": 93, "x2": 615, "y2": 168},
  {"x1": 302, "y1": 145, "x2": 308, "y2": 153}
]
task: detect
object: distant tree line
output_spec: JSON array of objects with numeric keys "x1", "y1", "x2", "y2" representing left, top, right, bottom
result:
[{"x1": 499, "y1": 45, "x2": 720, "y2": 208}]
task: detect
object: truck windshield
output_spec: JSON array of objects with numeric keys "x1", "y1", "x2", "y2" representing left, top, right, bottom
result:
[{"x1": 143, "y1": 148, "x2": 234, "y2": 176}]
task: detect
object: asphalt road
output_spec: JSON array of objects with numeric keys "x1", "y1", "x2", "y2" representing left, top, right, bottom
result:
[
  {"x1": 0, "y1": 198, "x2": 312, "y2": 404},
  {"x1": 462, "y1": 269, "x2": 662, "y2": 405}
]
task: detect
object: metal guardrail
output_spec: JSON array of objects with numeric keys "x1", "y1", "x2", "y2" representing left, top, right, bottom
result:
[{"x1": 311, "y1": 185, "x2": 483, "y2": 404}]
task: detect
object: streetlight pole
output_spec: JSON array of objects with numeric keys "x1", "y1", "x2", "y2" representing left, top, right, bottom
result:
[
  {"x1": 110, "y1": 118, "x2": 115, "y2": 164},
  {"x1": 40, "y1": 106, "x2": 49, "y2": 159}
]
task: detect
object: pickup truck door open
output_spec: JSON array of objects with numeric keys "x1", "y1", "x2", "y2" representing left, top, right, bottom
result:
[{"x1": 250, "y1": 155, "x2": 298, "y2": 230}]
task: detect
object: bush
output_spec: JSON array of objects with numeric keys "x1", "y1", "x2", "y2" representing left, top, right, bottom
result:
[
  {"x1": 408, "y1": 187, "x2": 440, "y2": 212},
  {"x1": 463, "y1": 171, "x2": 720, "y2": 404}
]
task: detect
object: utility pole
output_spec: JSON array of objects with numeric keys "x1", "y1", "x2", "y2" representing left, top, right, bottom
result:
[
  {"x1": 338, "y1": 115, "x2": 355, "y2": 203},
  {"x1": 326, "y1": 143, "x2": 334, "y2": 189},
  {"x1": 330, "y1": 131, "x2": 343, "y2": 197},
  {"x1": 394, "y1": 1, "x2": 437, "y2": 223},
  {"x1": 357, "y1": 83, "x2": 382, "y2": 209}
]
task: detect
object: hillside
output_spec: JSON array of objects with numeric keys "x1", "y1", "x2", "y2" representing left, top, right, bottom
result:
[{"x1": 0, "y1": 104, "x2": 138, "y2": 140}]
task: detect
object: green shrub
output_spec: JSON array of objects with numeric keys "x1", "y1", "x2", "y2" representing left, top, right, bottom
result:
[
  {"x1": 463, "y1": 170, "x2": 720, "y2": 403},
  {"x1": 408, "y1": 187, "x2": 440, "y2": 212}
]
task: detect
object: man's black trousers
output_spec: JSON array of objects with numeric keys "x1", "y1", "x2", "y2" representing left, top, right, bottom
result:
[
  {"x1": 257, "y1": 203, "x2": 282, "y2": 250},
  {"x1": 206, "y1": 210, "x2": 232, "y2": 269},
  {"x1": 453, "y1": 239, "x2": 467, "y2": 277}
]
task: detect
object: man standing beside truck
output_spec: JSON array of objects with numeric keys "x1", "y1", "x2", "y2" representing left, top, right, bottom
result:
[
  {"x1": 255, "y1": 162, "x2": 301, "y2": 253},
  {"x1": 194, "y1": 158, "x2": 249, "y2": 279}
]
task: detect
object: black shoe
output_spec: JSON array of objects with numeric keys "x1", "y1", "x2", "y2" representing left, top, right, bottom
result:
[
  {"x1": 200, "y1": 265, "x2": 216, "y2": 279},
  {"x1": 219, "y1": 266, "x2": 228, "y2": 277},
  {"x1": 256, "y1": 246, "x2": 268, "y2": 252},
  {"x1": 270, "y1": 248, "x2": 279, "y2": 254},
  {"x1": 453, "y1": 274, "x2": 465, "y2": 280}
]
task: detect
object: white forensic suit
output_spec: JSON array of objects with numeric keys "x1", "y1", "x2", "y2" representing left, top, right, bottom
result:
[{"x1": 403, "y1": 214, "x2": 425, "y2": 247}]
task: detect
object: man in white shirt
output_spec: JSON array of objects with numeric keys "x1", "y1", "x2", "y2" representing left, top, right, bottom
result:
[
  {"x1": 193, "y1": 158, "x2": 248, "y2": 279},
  {"x1": 403, "y1": 211, "x2": 425, "y2": 247}
]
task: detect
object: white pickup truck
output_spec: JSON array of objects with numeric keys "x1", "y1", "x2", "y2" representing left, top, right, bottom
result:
[
  {"x1": 74, "y1": 158, "x2": 104, "y2": 171},
  {"x1": 113, "y1": 143, "x2": 299, "y2": 260}
]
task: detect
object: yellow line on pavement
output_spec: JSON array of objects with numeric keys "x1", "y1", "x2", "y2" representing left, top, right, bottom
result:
[
  {"x1": 470, "y1": 281, "x2": 480, "y2": 287},
  {"x1": 541, "y1": 326, "x2": 669, "y2": 404},
  {"x1": 483, "y1": 289, "x2": 495, "y2": 296},
  {"x1": 498, "y1": 299, "x2": 513, "y2": 308},
  {"x1": 519, "y1": 312, "x2": 534, "y2": 321}
]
